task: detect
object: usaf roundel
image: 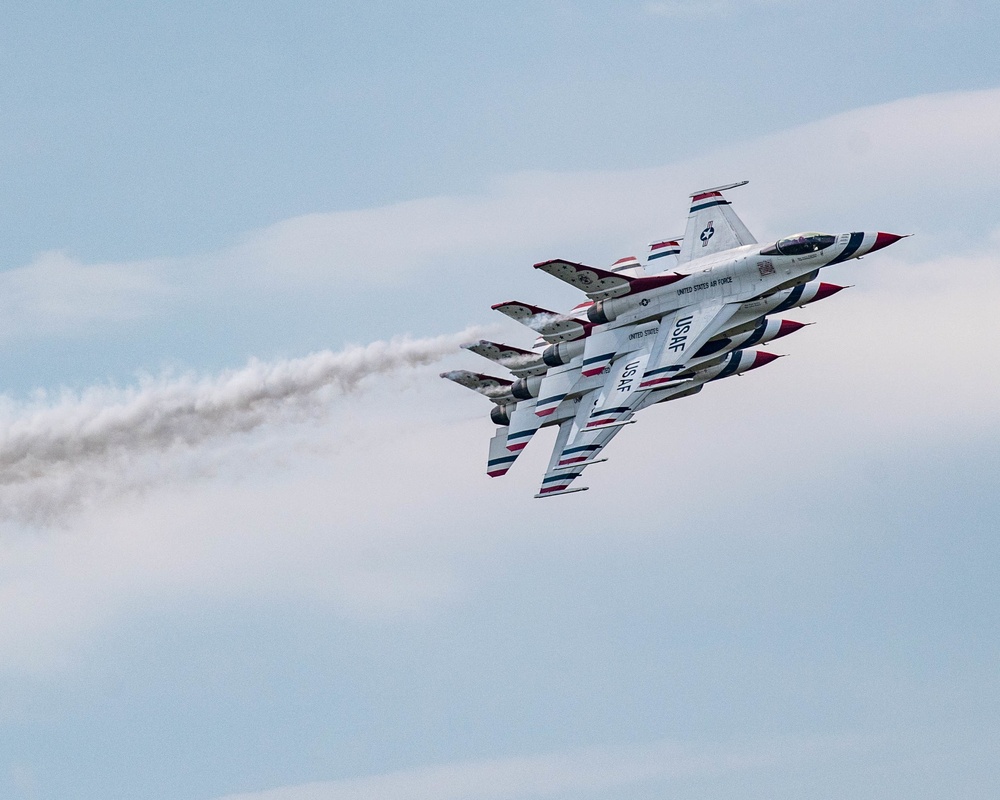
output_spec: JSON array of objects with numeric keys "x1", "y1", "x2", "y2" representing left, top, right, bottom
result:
[{"x1": 700, "y1": 225, "x2": 715, "y2": 243}]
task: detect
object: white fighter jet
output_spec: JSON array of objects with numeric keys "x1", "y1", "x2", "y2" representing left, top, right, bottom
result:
[{"x1": 443, "y1": 181, "x2": 906, "y2": 497}]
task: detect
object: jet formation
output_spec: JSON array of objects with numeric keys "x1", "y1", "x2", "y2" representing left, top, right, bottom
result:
[{"x1": 442, "y1": 181, "x2": 906, "y2": 498}]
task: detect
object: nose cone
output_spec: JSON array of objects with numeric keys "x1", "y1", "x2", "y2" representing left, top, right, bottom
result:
[
  {"x1": 868, "y1": 232, "x2": 907, "y2": 254},
  {"x1": 748, "y1": 350, "x2": 783, "y2": 371},
  {"x1": 775, "y1": 319, "x2": 807, "y2": 339},
  {"x1": 814, "y1": 282, "x2": 847, "y2": 301}
]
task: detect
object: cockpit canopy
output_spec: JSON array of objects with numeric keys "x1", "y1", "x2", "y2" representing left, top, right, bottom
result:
[{"x1": 761, "y1": 232, "x2": 836, "y2": 257}]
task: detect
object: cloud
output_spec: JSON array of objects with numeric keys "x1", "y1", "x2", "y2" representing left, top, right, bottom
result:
[
  {"x1": 1, "y1": 86, "x2": 999, "y2": 676},
  {"x1": 212, "y1": 733, "x2": 861, "y2": 800},
  {"x1": 5, "y1": 87, "x2": 1000, "y2": 342},
  {"x1": 643, "y1": 0, "x2": 800, "y2": 19},
  {"x1": 0, "y1": 405, "x2": 480, "y2": 674},
  {"x1": 0, "y1": 327, "x2": 485, "y2": 523},
  {"x1": 0, "y1": 250, "x2": 174, "y2": 339},
  {"x1": 2, "y1": 220, "x2": 995, "y2": 674}
]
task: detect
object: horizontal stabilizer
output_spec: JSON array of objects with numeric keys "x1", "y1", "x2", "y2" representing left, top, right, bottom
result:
[
  {"x1": 440, "y1": 370, "x2": 512, "y2": 401},
  {"x1": 648, "y1": 238, "x2": 682, "y2": 261},
  {"x1": 491, "y1": 301, "x2": 592, "y2": 343},
  {"x1": 609, "y1": 256, "x2": 643, "y2": 276},
  {"x1": 462, "y1": 340, "x2": 546, "y2": 377},
  {"x1": 534, "y1": 259, "x2": 686, "y2": 301}
]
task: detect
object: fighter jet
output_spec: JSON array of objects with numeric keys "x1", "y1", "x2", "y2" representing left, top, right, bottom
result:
[{"x1": 443, "y1": 181, "x2": 906, "y2": 497}]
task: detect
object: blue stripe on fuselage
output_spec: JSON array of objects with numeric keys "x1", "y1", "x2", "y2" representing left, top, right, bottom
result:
[
  {"x1": 742, "y1": 321, "x2": 767, "y2": 347},
  {"x1": 826, "y1": 232, "x2": 865, "y2": 265},
  {"x1": 711, "y1": 353, "x2": 743, "y2": 380},
  {"x1": 773, "y1": 283, "x2": 805, "y2": 313}
]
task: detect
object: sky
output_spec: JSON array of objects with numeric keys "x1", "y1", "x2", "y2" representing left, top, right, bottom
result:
[{"x1": 1, "y1": 2, "x2": 999, "y2": 799}]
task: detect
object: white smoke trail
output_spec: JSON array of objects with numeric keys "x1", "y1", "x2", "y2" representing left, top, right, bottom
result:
[{"x1": 0, "y1": 327, "x2": 484, "y2": 522}]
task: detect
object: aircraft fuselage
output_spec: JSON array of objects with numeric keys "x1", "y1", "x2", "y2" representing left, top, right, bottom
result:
[{"x1": 591, "y1": 231, "x2": 900, "y2": 329}]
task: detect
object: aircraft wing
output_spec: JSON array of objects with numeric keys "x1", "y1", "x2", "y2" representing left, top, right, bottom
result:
[
  {"x1": 534, "y1": 361, "x2": 584, "y2": 418},
  {"x1": 535, "y1": 412, "x2": 624, "y2": 496},
  {"x1": 439, "y1": 370, "x2": 513, "y2": 402},
  {"x1": 533, "y1": 318, "x2": 664, "y2": 418},
  {"x1": 636, "y1": 301, "x2": 742, "y2": 391},
  {"x1": 534, "y1": 301, "x2": 740, "y2": 496},
  {"x1": 677, "y1": 181, "x2": 756, "y2": 265},
  {"x1": 535, "y1": 346, "x2": 651, "y2": 496},
  {"x1": 648, "y1": 239, "x2": 682, "y2": 262},
  {"x1": 506, "y1": 398, "x2": 544, "y2": 452},
  {"x1": 535, "y1": 417, "x2": 591, "y2": 497}
]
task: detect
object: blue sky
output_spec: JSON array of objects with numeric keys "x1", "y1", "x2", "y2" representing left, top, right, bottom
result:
[{"x1": 1, "y1": 3, "x2": 999, "y2": 799}]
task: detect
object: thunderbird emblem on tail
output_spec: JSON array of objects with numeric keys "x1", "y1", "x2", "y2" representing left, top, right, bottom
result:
[{"x1": 442, "y1": 181, "x2": 908, "y2": 498}]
